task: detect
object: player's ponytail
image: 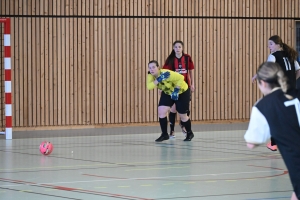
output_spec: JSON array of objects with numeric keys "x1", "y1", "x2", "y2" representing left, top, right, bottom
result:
[
  {"x1": 165, "y1": 40, "x2": 185, "y2": 67},
  {"x1": 276, "y1": 69, "x2": 288, "y2": 93},
  {"x1": 165, "y1": 50, "x2": 176, "y2": 66},
  {"x1": 257, "y1": 62, "x2": 289, "y2": 93},
  {"x1": 282, "y1": 43, "x2": 298, "y2": 62}
]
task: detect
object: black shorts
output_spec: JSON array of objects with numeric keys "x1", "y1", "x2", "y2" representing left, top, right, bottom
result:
[{"x1": 158, "y1": 88, "x2": 190, "y2": 114}]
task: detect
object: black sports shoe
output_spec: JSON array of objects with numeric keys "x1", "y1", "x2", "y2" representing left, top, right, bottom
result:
[
  {"x1": 155, "y1": 134, "x2": 169, "y2": 142},
  {"x1": 183, "y1": 131, "x2": 194, "y2": 141}
]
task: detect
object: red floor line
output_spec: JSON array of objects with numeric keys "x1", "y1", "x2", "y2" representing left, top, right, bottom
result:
[
  {"x1": 65, "y1": 188, "x2": 154, "y2": 200},
  {"x1": 0, "y1": 177, "x2": 36, "y2": 184},
  {"x1": 41, "y1": 183, "x2": 153, "y2": 200},
  {"x1": 82, "y1": 173, "x2": 156, "y2": 181},
  {"x1": 0, "y1": 177, "x2": 152, "y2": 200},
  {"x1": 82, "y1": 165, "x2": 288, "y2": 182},
  {"x1": 248, "y1": 164, "x2": 287, "y2": 171}
]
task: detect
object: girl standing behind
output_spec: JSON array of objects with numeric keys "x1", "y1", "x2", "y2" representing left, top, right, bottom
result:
[{"x1": 162, "y1": 40, "x2": 195, "y2": 138}]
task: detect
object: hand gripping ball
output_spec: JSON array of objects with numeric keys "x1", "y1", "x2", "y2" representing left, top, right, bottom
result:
[{"x1": 39, "y1": 141, "x2": 53, "y2": 155}]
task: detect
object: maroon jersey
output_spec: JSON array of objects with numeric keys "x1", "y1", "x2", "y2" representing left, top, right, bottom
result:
[{"x1": 162, "y1": 54, "x2": 195, "y2": 87}]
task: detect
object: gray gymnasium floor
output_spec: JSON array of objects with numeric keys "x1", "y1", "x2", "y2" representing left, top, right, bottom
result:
[{"x1": 0, "y1": 122, "x2": 294, "y2": 200}]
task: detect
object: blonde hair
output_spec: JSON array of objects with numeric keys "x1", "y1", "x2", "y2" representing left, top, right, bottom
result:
[{"x1": 256, "y1": 62, "x2": 289, "y2": 93}]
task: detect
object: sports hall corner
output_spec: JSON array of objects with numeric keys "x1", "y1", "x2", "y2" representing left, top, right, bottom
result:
[{"x1": 0, "y1": 1, "x2": 300, "y2": 200}]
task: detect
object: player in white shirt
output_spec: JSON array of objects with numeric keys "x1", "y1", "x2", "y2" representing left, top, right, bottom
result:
[{"x1": 245, "y1": 62, "x2": 300, "y2": 200}]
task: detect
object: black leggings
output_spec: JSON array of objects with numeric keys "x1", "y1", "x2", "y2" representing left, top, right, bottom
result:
[{"x1": 271, "y1": 137, "x2": 276, "y2": 146}]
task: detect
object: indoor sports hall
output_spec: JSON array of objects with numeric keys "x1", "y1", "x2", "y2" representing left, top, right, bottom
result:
[
  {"x1": 0, "y1": 123, "x2": 295, "y2": 200},
  {"x1": 1, "y1": 1, "x2": 300, "y2": 200}
]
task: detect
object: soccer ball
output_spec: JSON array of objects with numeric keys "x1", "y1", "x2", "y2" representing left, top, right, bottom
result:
[{"x1": 39, "y1": 141, "x2": 53, "y2": 155}]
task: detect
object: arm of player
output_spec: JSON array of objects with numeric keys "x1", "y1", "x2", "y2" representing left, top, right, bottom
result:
[
  {"x1": 147, "y1": 71, "x2": 171, "y2": 90},
  {"x1": 266, "y1": 54, "x2": 276, "y2": 62},
  {"x1": 168, "y1": 70, "x2": 185, "y2": 88},
  {"x1": 252, "y1": 54, "x2": 276, "y2": 83},
  {"x1": 146, "y1": 74, "x2": 158, "y2": 90},
  {"x1": 187, "y1": 56, "x2": 195, "y2": 91},
  {"x1": 295, "y1": 61, "x2": 300, "y2": 80},
  {"x1": 244, "y1": 106, "x2": 271, "y2": 148},
  {"x1": 189, "y1": 69, "x2": 195, "y2": 92}
]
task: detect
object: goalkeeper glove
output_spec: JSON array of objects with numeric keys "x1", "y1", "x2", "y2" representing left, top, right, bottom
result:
[
  {"x1": 171, "y1": 88, "x2": 180, "y2": 100},
  {"x1": 156, "y1": 71, "x2": 170, "y2": 83}
]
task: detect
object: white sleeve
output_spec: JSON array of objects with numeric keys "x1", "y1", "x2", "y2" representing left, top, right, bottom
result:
[
  {"x1": 295, "y1": 60, "x2": 300, "y2": 71},
  {"x1": 266, "y1": 54, "x2": 276, "y2": 62},
  {"x1": 244, "y1": 106, "x2": 271, "y2": 144}
]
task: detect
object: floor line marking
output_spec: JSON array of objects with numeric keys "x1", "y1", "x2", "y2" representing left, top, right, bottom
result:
[
  {"x1": 3, "y1": 130, "x2": 244, "y2": 141},
  {"x1": 162, "y1": 183, "x2": 174, "y2": 185},
  {"x1": 0, "y1": 154, "x2": 281, "y2": 172},
  {"x1": 246, "y1": 197, "x2": 290, "y2": 200},
  {"x1": 0, "y1": 169, "x2": 285, "y2": 187},
  {"x1": 184, "y1": 182, "x2": 195, "y2": 184},
  {"x1": 125, "y1": 166, "x2": 189, "y2": 171}
]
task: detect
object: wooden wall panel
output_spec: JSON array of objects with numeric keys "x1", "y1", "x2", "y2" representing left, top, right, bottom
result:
[{"x1": 0, "y1": 0, "x2": 300, "y2": 128}]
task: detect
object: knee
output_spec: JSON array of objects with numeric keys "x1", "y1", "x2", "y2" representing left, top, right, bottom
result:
[
  {"x1": 158, "y1": 107, "x2": 168, "y2": 118},
  {"x1": 179, "y1": 114, "x2": 189, "y2": 122}
]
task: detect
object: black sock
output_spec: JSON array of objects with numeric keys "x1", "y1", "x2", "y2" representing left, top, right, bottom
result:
[
  {"x1": 180, "y1": 119, "x2": 192, "y2": 133},
  {"x1": 169, "y1": 112, "x2": 176, "y2": 132},
  {"x1": 271, "y1": 137, "x2": 276, "y2": 146},
  {"x1": 159, "y1": 117, "x2": 168, "y2": 135}
]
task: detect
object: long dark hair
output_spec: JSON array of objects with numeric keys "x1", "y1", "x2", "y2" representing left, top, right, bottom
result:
[
  {"x1": 165, "y1": 40, "x2": 184, "y2": 67},
  {"x1": 269, "y1": 35, "x2": 298, "y2": 62}
]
